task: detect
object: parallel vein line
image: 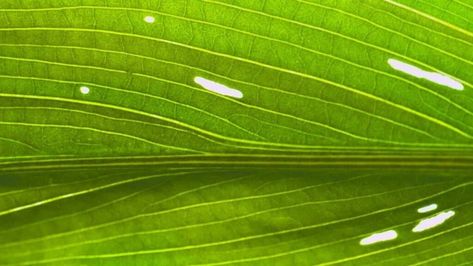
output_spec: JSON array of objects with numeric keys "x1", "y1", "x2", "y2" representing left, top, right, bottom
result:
[
  {"x1": 0, "y1": 136, "x2": 39, "y2": 152},
  {"x1": 1, "y1": 43, "x2": 455, "y2": 139},
  {"x1": 5, "y1": 180, "x2": 441, "y2": 257},
  {"x1": 0, "y1": 30, "x2": 469, "y2": 139},
  {"x1": 201, "y1": 0, "x2": 473, "y2": 88},
  {"x1": 0, "y1": 4, "x2": 471, "y2": 118},
  {"x1": 0, "y1": 106, "x2": 280, "y2": 152},
  {"x1": 384, "y1": 0, "x2": 473, "y2": 38},
  {"x1": 297, "y1": 0, "x2": 473, "y2": 64},
  {"x1": 416, "y1": 0, "x2": 471, "y2": 23},
  {"x1": 8, "y1": 182, "x2": 469, "y2": 263},
  {"x1": 0, "y1": 121, "x2": 201, "y2": 155},
  {"x1": 363, "y1": 3, "x2": 471, "y2": 45},
  {"x1": 196, "y1": 197, "x2": 473, "y2": 265},
  {"x1": 321, "y1": 211, "x2": 473, "y2": 265},
  {"x1": 0, "y1": 171, "x2": 200, "y2": 217},
  {"x1": 0, "y1": 93, "x2": 348, "y2": 150},
  {"x1": 0, "y1": 57, "x2": 265, "y2": 142},
  {"x1": 412, "y1": 245, "x2": 473, "y2": 265},
  {"x1": 2, "y1": 3, "x2": 471, "y2": 88},
  {"x1": 0, "y1": 65, "x2": 437, "y2": 146},
  {"x1": 4, "y1": 177, "x2": 361, "y2": 248}
]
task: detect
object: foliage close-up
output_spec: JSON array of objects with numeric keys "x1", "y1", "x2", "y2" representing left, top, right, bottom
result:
[{"x1": 0, "y1": 0, "x2": 472, "y2": 265}]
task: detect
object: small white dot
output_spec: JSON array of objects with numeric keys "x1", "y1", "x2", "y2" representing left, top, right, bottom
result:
[
  {"x1": 80, "y1": 86, "x2": 90, "y2": 94},
  {"x1": 144, "y1": 16, "x2": 155, "y2": 23}
]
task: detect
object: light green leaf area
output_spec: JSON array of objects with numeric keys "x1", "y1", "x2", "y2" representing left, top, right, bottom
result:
[{"x1": 0, "y1": 0, "x2": 472, "y2": 265}]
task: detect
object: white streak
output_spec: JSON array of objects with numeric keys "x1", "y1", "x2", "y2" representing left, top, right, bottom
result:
[
  {"x1": 413, "y1": 210, "x2": 455, "y2": 232},
  {"x1": 80, "y1": 86, "x2": 90, "y2": 94},
  {"x1": 388, "y1": 59, "x2": 464, "y2": 91},
  {"x1": 144, "y1": 16, "x2": 155, "y2": 23},
  {"x1": 194, "y1": 77, "x2": 243, "y2": 98},
  {"x1": 417, "y1": 203, "x2": 438, "y2": 213},
  {"x1": 360, "y1": 230, "x2": 398, "y2": 245}
]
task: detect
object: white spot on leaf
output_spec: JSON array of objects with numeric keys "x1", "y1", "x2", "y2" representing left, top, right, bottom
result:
[
  {"x1": 144, "y1": 16, "x2": 155, "y2": 24},
  {"x1": 388, "y1": 58, "x2": 464, "y2": 91},
  {"x1": 194, "y1": 76, "x2": 243, "y2": 99},
  {"x1": 80, "y1": 86, "x2": 90, "y2": 94},
  {"x1": 360, "y1": 230, "x2": 398, "y2": 245},
  {"x1": 417, "y1": 203, "x2": 438, "y2": 213},
  {"x1": 413, "y1": 210, "x2": 455, "y2": 232}
]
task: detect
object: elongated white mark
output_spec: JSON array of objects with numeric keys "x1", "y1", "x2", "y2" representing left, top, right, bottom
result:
[
  {"x1": 144, "y1": 16, "x2": 155, "y2": 23},
  {"x1": 360, "y1": 230, "x2": 398, "y2": 245},
  {"x1": 79, "y1": 86, "x2": 90, "y2": 94},
  {"x1": 388, "y1": 58, "x2": 464, "y2": 91},
  {"x1": 417, "y1": 203, "x2": 438, "y2": 213},
  {"x1": 194, "y1": 77, "x2": 243, "y2": 98},
  {"x1": 412, "y1": 210, "x2": 455, "y2": 232}
]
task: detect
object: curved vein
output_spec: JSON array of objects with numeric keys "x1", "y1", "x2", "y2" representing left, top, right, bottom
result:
[
  {"x1": 200, "y1": 0, "x2": 473, "y2": 88},
  {"x1": 297, "y1": 0, "x2": 473, "y2": 64},
  {"x1": 0, "y1": 66, "x2": 438, "y2": 146},
  {"x1": 0, "y1": 171, "x2": 202, "y2": 217},
  {"x1": 6, "y1": 181, "x2": 465, "y2": 263},
  {"x1": 0, "y1": 136, "x2": 39, "y2": 153},
  {"x1": 0, "y1": 5, "x2": 471, "y2": 118},
  {"x1": 0, "y1": 121, "x2": 201, "y2": 154},
  {"x1": 384, "y1": 0, "x2": 473, "y2": 38},
  {"x1": 0, "y1": 34, "x2": 469, "y2": 140},
  {"x1": 0, "y1": 43, "x2": 453, "y2": 140},
  {"x1": 6, "y1": 180, "x2": 441, "y2": 258}
]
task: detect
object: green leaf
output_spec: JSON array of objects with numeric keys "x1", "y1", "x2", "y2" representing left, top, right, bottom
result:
[{"x1": 0, "y1": 0, "x2": 472, "y2": 265}]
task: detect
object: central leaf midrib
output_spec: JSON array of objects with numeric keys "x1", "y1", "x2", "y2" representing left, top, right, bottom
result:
[{"x1": 2, "y1": 153, "x2": 473, "y2": 172}]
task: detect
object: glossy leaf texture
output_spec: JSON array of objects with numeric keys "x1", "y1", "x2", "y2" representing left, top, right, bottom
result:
[{"x1": 0, "y1": 0, "x2": 472, "y2": 265}]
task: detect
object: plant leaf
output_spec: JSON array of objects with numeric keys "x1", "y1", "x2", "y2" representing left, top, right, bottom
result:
[
  {"x1": 0, "y1": 0, "x2": 472, "y2": 265},
  {"x1": 1, "y1": 166, "x2": 473, "y2": 265}
]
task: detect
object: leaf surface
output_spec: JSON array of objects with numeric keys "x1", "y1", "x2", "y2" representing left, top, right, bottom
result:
[{"x1": 0, "y1": 0, "x2": 472, "y2": 265}]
